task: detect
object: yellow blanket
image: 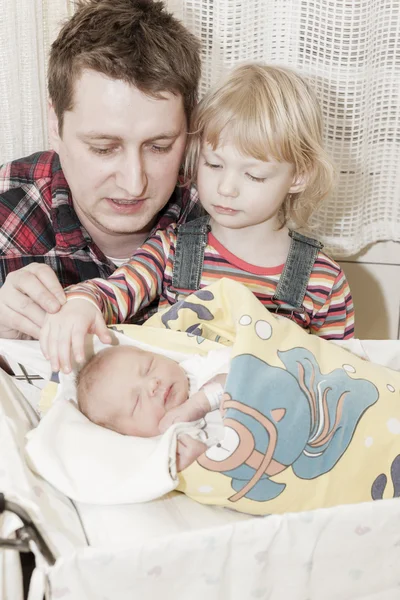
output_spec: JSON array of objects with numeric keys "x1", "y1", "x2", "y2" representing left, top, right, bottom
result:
[{"x1": 147, "y1": 278, "x2": 400, "y2": 514}]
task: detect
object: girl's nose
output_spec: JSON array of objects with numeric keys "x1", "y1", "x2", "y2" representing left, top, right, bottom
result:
[{"x1": 217, "y1": 172, "x2": 239, "y2": 198}]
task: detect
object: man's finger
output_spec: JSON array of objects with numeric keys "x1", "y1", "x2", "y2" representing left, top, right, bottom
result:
[
  {"x1": 0, "y1": 304, "x2": 41, "y2": 339},
  {"x1": 3, "y1": 288, "x2": 48, "y2": 329},
  {"x1": 29, "y1": 264, "x2": 66, "y2": 305},
  {"x1": 12, "y1": 270, "x2": 64, "y2": 313}
]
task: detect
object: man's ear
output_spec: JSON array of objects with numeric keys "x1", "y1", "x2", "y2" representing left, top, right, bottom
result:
[
  {"x1": 289, "y1": 172, "x2": 308, "y2": 194},
  {"x1": 48, "y1": 102, "x2": 61, "y2": 152}
]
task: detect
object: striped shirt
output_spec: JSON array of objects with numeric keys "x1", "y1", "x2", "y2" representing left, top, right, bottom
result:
[{"x1": 67, "y1": 224, "x2": 355, "y2": 339}]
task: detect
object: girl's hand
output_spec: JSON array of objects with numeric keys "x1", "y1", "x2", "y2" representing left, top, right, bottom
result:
[{"x1": 39, "y1": 299, "x2": 112, "y2": 373}]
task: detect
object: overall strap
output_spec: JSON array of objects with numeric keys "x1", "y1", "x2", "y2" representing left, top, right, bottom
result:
[
  {"x1": 273, "y1": 230, "x2": 323, "y2": 309},
  {"x1": 172, "y1": 215, "x2": 211, "y2": 290}
]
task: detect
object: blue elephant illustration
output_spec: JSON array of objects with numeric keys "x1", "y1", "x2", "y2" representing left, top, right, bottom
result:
[{"x1": 197, "y1": 349, "x2": 379, "y2": 502}]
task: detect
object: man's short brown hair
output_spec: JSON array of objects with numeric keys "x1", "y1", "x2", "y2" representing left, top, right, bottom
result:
[{"x1": 48, "y1": 0, "x2": 201, "y2": 131}]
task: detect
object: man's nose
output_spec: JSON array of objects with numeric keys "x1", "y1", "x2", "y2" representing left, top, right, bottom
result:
[
  {"x1": 217, "y1": 171, "x2": 239, "y2": 198},
  {"x1": 115, "y1": 151, "x2": 147, "y2": 198}
]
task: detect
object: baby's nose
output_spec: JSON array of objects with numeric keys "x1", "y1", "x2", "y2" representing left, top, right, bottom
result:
[{"x1": 148, "y1": 378, "x2": 160, "y2": 396}]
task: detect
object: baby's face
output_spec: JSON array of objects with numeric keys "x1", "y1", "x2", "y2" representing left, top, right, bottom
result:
[{"x1": 88, "y1": 346, "x2": 189, "y2": 437}]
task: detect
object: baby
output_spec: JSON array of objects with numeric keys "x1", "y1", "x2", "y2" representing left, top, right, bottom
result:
[{"x1": 76, "y1": 345, "x2": 228, "y2": 471}]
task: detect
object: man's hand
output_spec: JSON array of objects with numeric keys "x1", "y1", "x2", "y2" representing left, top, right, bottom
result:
[
  {"x1": 39, "y1": 299, "x2": 112, "y2": 373},
  {"x1": 0, "y1": 264, "x2": 67, "y2": 339},
  {"x1": 176, "y1": 434, "x2": 206, "y2": 472}
]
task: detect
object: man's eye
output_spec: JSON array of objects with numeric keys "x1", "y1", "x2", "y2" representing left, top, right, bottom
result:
[
  {"x1": 146, "y1": 359, "x2": 153, "y2": 375},
  {"x1": 150, "y1": 144, "x2": 173, "y2": 154},
  {"x1": 89, "y1": 146, "x2": 115, "y2": 156},
  {"x1": 246, "y1": 173, "x2": 266, "y2": 183},
  {"x1": 204, "y1": 161, "x2": 222, "y2": 169}
]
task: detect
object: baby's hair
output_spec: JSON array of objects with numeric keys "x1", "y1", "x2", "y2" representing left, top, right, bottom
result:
[
  {"x1": 184, "y1": 62, "x2": 334, "y2": 228},
  {"x1": 76, "y1": 347, "x2": 116, "y2": 425}
]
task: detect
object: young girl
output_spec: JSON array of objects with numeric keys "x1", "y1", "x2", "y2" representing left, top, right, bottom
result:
[{"x1": 40, "y1": 63, "x2": 354, "y2": 373}]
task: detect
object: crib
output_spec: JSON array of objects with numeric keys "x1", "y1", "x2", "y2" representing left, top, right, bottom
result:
[{"x1": 1, "y1": 338, "x2": 400, "y2": 600}]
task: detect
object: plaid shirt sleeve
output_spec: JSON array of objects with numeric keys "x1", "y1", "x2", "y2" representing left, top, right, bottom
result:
[
  {"x1": 0, "y1": 152, "x2": 112, "y2": 287},
  {"x1": 0, "y1": 153, "x2": 202, "y2": 328}
]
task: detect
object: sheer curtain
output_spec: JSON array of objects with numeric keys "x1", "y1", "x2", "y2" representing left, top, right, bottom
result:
[
  {"x1": 166, "y1": 0, "x2": 400, "y2": 256},
  {"x1": 0, "y1": 0, "x2": 74, "y2": 164},
  {"x1": 1, "y1": 0, "x2": 399, "y2": 255}
]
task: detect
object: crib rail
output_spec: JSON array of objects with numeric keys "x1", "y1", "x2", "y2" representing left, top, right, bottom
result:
[{"x1": 0, "y1": 493, "x2": 56, "y2": 565}]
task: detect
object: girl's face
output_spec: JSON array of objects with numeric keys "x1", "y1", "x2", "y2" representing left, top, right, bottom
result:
[{"x1": 196, "y1": 140, "x2": 306, "y2": 232}]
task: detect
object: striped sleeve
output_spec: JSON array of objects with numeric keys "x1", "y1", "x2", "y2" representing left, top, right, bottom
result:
[
  {"x1": 310, "y1": 268, "x2": 355, "y2": 339},
  {"x1": 65, "y1": 227, "x2": 175, "y2": 324}
]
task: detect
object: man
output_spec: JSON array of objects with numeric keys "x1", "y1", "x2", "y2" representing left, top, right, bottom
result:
[{"x1": 0, "y1": 0, "x2": 201, "y2": 340}]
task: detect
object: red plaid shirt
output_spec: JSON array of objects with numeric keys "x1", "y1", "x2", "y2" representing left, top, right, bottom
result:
[{"x1": 0, "y1": 151, "x2": 201, "y2": 322}]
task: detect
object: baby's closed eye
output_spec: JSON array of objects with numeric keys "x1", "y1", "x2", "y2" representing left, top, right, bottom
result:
[
  {"x1": 130, "y1": 393, "x2": 140, "y2": 415},
  {"x1": 144, "y1": 358, "x2": 153, "y2": 376}
]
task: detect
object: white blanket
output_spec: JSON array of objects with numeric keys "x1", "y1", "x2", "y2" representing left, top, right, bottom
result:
[
  {"x1": 24, "y1": 332, "x2": 227, "y2": 505},
  {"x1": 25, "y1": 399, "x2": 219, "y2": 504}
]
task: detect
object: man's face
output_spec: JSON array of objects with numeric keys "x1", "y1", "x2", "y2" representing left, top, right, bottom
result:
[{"x1": 49, "y1": 69, "x2": 187, "y2": 241}]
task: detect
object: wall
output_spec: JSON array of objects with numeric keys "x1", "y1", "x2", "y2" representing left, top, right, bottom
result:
[{"x1": 339, "y1": 242, "x2": 400, "y2": 339}]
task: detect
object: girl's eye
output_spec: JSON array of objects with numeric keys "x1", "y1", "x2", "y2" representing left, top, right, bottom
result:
[
  {"x1": 247, "y1": 173, "x2": 266, "y2": 183},
  {"x1": 204, "y1": 160, "x2": 222, "y2": 169},
  {"x1": 150, "y1": 144, "x2": 173, "y2": 154}
]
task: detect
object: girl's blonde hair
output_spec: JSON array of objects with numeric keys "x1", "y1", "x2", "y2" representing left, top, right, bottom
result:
[{"x1": 184, "y1": 63, "x2": 334, "y2": 228}]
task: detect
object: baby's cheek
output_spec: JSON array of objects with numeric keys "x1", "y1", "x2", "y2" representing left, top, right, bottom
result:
[
  {"x1": 155, "y1": 406, "x2": 168, "y2": 427},
  {"x1": 172, "y1": 385, "x2": 189, "y2": 409}
]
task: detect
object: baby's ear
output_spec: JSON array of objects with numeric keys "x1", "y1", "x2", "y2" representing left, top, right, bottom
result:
[{"x1": 289, "y1": 172, "x2": 308, "y2": 194}]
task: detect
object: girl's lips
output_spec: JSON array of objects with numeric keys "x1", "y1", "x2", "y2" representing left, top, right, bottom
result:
[{"x1": 212, "y1": 205, "x2": 239, "y2": 215}]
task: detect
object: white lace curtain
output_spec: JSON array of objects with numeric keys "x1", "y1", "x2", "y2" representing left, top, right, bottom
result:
[
  {"x1": 1, "y1": 0, "x2": 399, "y2": 256},
  {"x1": 167, "y1": 0, "x2": 400, "y2": 256},
  {"x1": 0, "y1": 0, "x2": 73, "y2": 164}
]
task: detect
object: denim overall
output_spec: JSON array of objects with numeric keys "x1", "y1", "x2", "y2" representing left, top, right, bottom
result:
[{"x1": 171, "y1": 215, "x2": 323, "y2": 318}]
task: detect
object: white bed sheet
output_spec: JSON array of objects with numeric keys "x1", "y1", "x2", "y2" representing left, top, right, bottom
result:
[{"x1": 48, "y1": 497, "x2": 400, "y2": 600}]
